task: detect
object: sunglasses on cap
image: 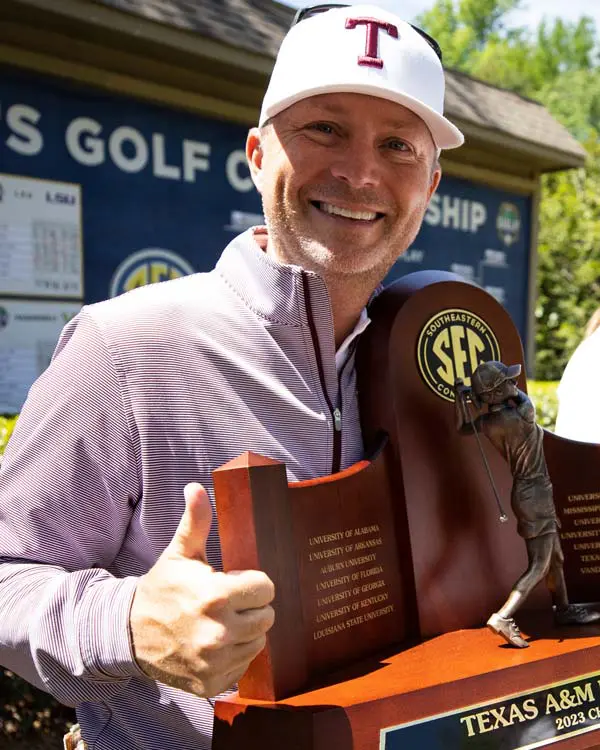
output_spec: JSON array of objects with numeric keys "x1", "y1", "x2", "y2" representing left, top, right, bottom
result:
[{"x1": 291, "y1": 4, "x2": 443, "y2": 62}]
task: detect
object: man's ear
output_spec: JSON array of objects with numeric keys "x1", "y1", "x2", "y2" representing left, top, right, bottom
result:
[
  {"x1": 428, "y1": 161, "x2": 442, "y2": 201},
  {"x1": 246, "y1": 127, "x2": 264, "y2": 194}
]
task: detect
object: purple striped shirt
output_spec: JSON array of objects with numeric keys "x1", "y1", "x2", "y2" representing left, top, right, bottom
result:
[{"x1": 0, "y1": 229, "x2": 365, "y2": 750}]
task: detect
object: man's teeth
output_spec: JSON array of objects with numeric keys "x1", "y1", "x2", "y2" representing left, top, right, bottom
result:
[{"x1": 319, "y1": 202, "x2": 377, "y2": 221}]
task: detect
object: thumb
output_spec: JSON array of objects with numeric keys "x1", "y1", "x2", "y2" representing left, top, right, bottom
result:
[{"x1": 168, "y1": 483, "x2": 213, "y2": 564}]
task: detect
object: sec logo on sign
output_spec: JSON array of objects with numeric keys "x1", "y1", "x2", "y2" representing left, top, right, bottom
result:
[
  {"x1": 109, "y1": 248, "x2": 195, "y2": 298},
  {"x1": 417, "y1": 308, "x2": 501, "y2": 402}
]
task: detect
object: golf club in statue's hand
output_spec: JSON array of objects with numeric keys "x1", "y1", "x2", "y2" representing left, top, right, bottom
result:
[{"x1": 454, "y1": 361, "x2": 600, "y2": 649}]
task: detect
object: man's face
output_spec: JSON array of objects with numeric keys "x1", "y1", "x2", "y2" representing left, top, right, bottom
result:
[{"x1": 246, "y1": 93, "x2": 441, "y2": 286}]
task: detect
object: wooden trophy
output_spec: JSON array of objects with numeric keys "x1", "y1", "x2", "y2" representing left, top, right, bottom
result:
[{"x1": 212, "y1": 271, "x2": 600, "y2": 750}]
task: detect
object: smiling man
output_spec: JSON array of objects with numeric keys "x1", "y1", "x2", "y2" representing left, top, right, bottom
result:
[{"x1": 0, "y1": 5, "x2": 463, "y2": 750}]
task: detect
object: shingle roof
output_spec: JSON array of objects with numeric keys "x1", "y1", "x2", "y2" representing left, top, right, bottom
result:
[
  {"x1": 92, "y1": 0, "x2": 585, "y2": 163},
  {"x1": 96, "y1": 0, "x2": 292, "y2": 58}
]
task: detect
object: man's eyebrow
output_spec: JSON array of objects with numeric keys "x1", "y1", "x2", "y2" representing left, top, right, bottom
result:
[{"x1": 299, "y1": 105, "x2": 424, "y2": 131}]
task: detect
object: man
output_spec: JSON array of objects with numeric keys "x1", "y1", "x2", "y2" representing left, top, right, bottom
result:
[
  {"x1": 0, "y1": 5, "x2": 462, "y2": 749},
  {"x1": 455, "y1": 362, "x2": 600, "y2": 649}
]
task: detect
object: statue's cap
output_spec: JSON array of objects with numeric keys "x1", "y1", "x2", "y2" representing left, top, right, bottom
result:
[{"x1": 471, "y1": 361, "x2": 521, "y2": 394}]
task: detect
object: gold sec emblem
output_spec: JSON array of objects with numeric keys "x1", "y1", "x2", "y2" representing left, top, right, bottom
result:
[{"x1": 417, "y1": 308, "x2": 501, "y2": 402}]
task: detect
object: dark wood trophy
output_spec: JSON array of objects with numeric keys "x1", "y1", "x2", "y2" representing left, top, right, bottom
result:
[{"x1": 212, "y1": 271, "x2": 600, "y2": 750}]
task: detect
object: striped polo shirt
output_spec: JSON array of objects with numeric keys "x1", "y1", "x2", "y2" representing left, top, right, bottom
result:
[{"x1": 0, "y1": 229, "x2": 366, "y2": 750}]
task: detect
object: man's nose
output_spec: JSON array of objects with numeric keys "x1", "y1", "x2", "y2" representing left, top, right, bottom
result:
[{"x1": 329, "y1": 140, "x2": 380, "y2": 189}]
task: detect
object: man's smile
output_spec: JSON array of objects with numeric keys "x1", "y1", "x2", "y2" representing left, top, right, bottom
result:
[{"x1": 310, "y1": 200, "x2": 385, "y2": 223}]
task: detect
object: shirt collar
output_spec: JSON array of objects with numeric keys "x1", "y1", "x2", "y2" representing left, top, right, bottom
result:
[{"x1": 335, "y1": 307, "x2": 371, "y2": 374}]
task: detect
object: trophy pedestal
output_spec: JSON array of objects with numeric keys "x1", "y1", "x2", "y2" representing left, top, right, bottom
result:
[{"x1": 214, "y1": 616, "x2": 600, "y2": 750}]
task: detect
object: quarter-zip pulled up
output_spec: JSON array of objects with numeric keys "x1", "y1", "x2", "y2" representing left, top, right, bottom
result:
[{"x1": 302, "y1": 273, "x2": 342, "y2": 474}]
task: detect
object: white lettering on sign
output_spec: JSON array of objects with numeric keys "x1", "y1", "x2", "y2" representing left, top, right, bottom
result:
[
  {"x1": 425, "y1": 194, "x2": 487, "y2": 233},
  {"x1": 484, "y1": 249, "x2": 507, "y2": 266},
  {"x1": 450, "y1": 263, "x2": 475, "y2": 281},
  {"x1": 153, "y1": 133, "x2": 181, "y2": 180},
  {"x1": 65, "y1": 117, "x2": 105, "y2": 166},
  {"x1": 226, "y1": 149, "x2": 253, "y2": 192},
  {"x1": 109, "y1": 126, "x2": 149, "y2": 173},
  {"x1": 2, "y1": 103, "x2": 235, "y2": 187},
  {"x1": 5, "y1": 104, "x2": 43, "y2": 156},
  {"x1": 183, "y1": 140, "x2": 210, "y2": 182}
]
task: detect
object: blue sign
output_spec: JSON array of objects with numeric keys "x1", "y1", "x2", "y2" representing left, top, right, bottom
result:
[
  {"x1": 388, "y1": 176, "x2": 532, "y2": 347},
  {"x1": 0, "y1": 66, "x2": 531, "y2": 346},
  {"x1": 0, "y1": 65, "x2": 263, "y2": 303}
]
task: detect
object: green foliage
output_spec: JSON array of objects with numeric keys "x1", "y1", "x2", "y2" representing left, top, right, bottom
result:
[
  {"x1": 536, "y1": 136, "x2": 600, "y2": 379},
  {"x1": 0, "y1": 414, "x2": 18, "y2": 456},
  {"x1": 528, "y1": 380, "x2": 559, "y2": 431},
  {"x1": 417, "y1": 0, "x2": 597, "y2": 94},
  {"x1": 416, "y1": 0, "x2": 600, "y2": 380},
  {"x1": 536, "y1": 67, "x2": 600, "y2": 146},
  {"x1": 417, "y1": 0, "x2": 523, "y2": 70},
  {"x1": 1, "y1": 669, "x2": 74, "y2": 746}
]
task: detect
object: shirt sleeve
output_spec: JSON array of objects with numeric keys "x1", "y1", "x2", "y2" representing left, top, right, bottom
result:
[{"x1": 0, "y1": 309, "x2": 146, "y2": 706}]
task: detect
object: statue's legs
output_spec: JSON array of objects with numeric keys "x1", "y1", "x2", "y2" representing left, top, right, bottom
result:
[
  {"x1": 487, "y1": 534, "x2": 554, "y2": 648},
  {"x1": 499, "y1": 534, "x2": 554, "y2": 619},
  {"x1": 545, "y1": 534, "x2": 568, "y2": 609}
]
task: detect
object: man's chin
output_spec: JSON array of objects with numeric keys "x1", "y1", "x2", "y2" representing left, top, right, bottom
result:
[{"x1": 301, "y1": 247, "x2": 384, "y2": 280}]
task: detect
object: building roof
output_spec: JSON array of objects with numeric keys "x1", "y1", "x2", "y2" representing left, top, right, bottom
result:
[
  {"x1": 91, "y1": 0, "x2": 584, "y2": 166},
  {"x1": 96, "y1": 0, "x2": 292, "y2": 58}
]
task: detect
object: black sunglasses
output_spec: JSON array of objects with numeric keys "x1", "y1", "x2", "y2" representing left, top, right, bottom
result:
[{"x1": 291, "y1": 4, "x2": 442, "y2": 62}]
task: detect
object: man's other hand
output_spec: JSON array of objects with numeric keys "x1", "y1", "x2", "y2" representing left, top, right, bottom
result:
[{"x1": 129, "y1": 483, "x2": 275, "y2": 697}]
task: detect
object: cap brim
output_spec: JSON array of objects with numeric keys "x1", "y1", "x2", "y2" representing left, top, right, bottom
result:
[
  {"x1": 506, "y1": 364, "x2": 522, "y2": 380},
  {"x1": 261, "y1": 83, "x2": 464, "y2": 150}
]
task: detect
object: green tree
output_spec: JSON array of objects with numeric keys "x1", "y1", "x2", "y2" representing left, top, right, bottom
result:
[
  {"x1": 417, "y1": 0, "x2": 600, "y2": 378},
  {"x1": 417, "y1": 1, "x2": 597, "y2": 93},
  {"x1": 416, "y1": 0, "x2": 523, "y2": 70},
  {"x1": 536, "y1": 135, "x2": 600, "y2": 380}
]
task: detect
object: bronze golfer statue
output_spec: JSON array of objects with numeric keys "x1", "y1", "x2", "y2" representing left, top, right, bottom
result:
[{"x1": 455, "y1": 361, "x2": 600, "y2": 648}]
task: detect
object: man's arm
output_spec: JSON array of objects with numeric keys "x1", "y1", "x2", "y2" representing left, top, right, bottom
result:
[
  {"x1": 0, "y1": 310, "x2": 144, "y2": 704},
  {"x1": 0, "y1": 310, "x2": 274, "y2": 705}
]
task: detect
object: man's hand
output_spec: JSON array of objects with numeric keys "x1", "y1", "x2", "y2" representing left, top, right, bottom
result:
[{"x1": 129, "y1": 483, "x2": 275, "y2": 697}]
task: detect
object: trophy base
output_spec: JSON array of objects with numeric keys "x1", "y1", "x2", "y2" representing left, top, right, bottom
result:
[{"x1": 214, "y1": 613, "x2": 600, "y2": 750}]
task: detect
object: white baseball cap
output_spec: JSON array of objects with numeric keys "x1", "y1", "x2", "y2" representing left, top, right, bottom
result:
[{"x1": 260, "y1": 4, "x2": 464, "y2": 150}]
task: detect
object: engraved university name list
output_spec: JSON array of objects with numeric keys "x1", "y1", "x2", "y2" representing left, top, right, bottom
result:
[{"x1": 306, "y1": 523, "x2": 395, "y2": 643}]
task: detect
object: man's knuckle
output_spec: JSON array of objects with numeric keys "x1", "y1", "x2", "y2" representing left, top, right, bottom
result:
[{"x1": 203, "y1": 623, "x2": 230, "y2": 650}]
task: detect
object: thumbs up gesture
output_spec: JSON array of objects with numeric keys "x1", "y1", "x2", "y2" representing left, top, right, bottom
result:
[{"x1": 129, "y1": 483, "x2": 275, "y2": 697}]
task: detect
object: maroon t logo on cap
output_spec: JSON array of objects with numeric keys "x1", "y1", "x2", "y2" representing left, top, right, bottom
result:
[{"x1": 345, "y1": 17, "x2": 399, "y2": 68}]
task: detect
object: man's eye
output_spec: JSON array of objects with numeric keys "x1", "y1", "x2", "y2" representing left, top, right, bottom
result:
[
  {"x1": 385, "y1": 139, "x2": 409, "y2": 151},
  {"x1": 308, "y1": 122, "x2": 335, "y2": 134}
]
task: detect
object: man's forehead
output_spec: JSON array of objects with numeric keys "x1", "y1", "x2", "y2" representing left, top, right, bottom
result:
[{"x1": 283, "y1": 92, "x2": 430, "y2": 130}]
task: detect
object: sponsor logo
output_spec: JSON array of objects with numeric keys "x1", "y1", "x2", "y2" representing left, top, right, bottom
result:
[
  {"x1": 497, "y1": 202, "x2": 521, "y2": 247},
  {"x1": 46, "y1": 191, "x2": 76, "y2": 205},
  {"x1": 417, "y1": 308, "x2": 500, "y2": 402},
  {"x1": 109, "y1": 248, "x2": 195, "y2": 298}
]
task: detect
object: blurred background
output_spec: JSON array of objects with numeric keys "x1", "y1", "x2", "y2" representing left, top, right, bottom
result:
[{"x1": 1, "y1": 0, "x2": 600, "y2": 745}]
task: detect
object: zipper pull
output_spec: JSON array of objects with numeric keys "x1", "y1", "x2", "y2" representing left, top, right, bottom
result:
[{"x1": 333, "y1": 407, "x2": 342, "y2": 432}]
